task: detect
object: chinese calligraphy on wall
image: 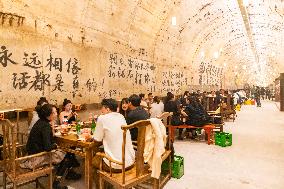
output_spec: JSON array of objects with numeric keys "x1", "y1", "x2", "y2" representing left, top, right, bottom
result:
[{"x1": 198, "y1": 61, "x2": 223, "y2": 86}]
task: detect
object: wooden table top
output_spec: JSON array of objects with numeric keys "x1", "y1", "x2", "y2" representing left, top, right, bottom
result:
[{"x1": 55, "y1": 132, "x2": 95, "y2": 148}]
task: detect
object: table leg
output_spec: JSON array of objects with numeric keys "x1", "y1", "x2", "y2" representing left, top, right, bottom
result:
[
  {"x1": 170, "y1": 127, "x2": 175, "y2": 142},
  {"x1": 85, "y1": 148, "x2": 94, "y2": 189},
  {"x1": 205, "y1": 128, "x2": 211, "y2": 145}
]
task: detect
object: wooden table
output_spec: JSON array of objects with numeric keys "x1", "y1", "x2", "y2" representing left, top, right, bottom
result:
[{"x1": 55, "y1": 133, "x2": 96, "y2": 189}]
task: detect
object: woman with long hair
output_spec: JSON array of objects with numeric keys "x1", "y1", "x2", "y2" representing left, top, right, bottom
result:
[
  {"x1": 59, "y1": 99, "x2": 78, "y2": 124},
  {"x1": 119, "y1": 98, "x2": 129, "y2": 118}
]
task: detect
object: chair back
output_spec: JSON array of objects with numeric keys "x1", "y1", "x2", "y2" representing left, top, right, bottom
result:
[
  {"x1": 156, "y1": 112, "x2": 172, "y2": 126},
  {"x1": 121, "y1": 120, "x2": 151, "y2": 183},
  {"x1": 1, "y1": 119, "x2": 17, "y2": 178}
]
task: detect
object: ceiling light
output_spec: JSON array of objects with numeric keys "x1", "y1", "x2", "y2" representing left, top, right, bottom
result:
[
  {"x1": 200, "y1": 51, "x2": 205, "y2": 58},
  {"x1": 243, "y1": 0, "x2": 249, "y2": 7},
  {"x1": 171, "y1": 17, "x2": 177, "y2": 26},
  {"x1": 271, "y1": 52, "x2": 276, "y2": 57},
  {"x1": 214, "y1": 51, "x2": 219, "y2": 59}
]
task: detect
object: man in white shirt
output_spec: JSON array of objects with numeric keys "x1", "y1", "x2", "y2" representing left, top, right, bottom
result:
[{"x1": 91, "y1": 98, "x2": 135, "y2": 188}]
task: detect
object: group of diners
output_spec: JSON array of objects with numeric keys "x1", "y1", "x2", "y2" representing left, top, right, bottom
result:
[
  {"x1": 24, "y1": 97, "x2": 82, "y2": 189},
  {"x1": 23, "y1": 89, "x2": 233, "y2": 189}
]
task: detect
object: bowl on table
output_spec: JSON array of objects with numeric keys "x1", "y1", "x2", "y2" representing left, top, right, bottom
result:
[
  {"x1": 78, "y1": 132, "x2": 92, "y2": 141},
  {"x1": 60, "y1": 125, "x2": 71, "y2": 135},
  {"x1": 81, "y1": 128, "x2": 91, "y2": 134}
]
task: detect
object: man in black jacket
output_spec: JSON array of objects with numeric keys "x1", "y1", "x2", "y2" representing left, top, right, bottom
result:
[{"x1": 126, "y1": 94, "x2": 149, "y2": 141}]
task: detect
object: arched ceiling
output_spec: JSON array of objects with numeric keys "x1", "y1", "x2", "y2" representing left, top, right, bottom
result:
[
  {"x1": 1, "y1": 0, "x2": 283, "y2": 87},
  {"x1": 153, "y1": 0, "x2": 284, "y2": 86}
]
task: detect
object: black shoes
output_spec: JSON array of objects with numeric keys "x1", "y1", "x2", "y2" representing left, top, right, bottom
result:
[
  {"x1": 53, "y1": 180, "x2": 68, "y2": 189},
  {"x1": 65, "y1": 169, "x2": 82, "y2": 180}
]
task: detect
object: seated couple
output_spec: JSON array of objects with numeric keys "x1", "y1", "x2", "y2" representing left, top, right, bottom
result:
[{"x1": 23, "y1": 104, "x2": 81, "y2": 189}]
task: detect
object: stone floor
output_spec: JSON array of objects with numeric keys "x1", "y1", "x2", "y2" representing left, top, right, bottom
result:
[
  {"x1": 165, "y1": 100, "x2": 284, "y2": 189},
  {"x1": 1, "y1": 101, "x2": 284, "y2": 189}
]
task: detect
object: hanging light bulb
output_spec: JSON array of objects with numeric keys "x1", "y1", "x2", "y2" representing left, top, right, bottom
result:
[
  {"x1": 271, "y1": 52, "x2": 276, "y2": 57},
  {"x1": 243, "y1": 0, "x2": 249, "y2": 7},
  {"x1": 171, "y1": 17, "x2": 177, "y2": 26},
  {"x1": 214, "y1": 51, "x2": 219, "y2": 59}
]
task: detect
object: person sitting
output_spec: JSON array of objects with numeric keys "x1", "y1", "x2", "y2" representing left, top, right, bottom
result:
[
  {"x1": 150, "y1": 96, "x2": 164, "y2": 118},
  {"x1": 139, "y1": 93, "x2": 149, "y2": 111},
  {"x1": 59, "y1": 99, "x2": 78, "y2": 124},
  {"x1": 59, "y1": 99, "x2": 81, "y2": 167},
  {"x1": 214, "y1": 91, "x2": 223, "y2": 110},
  {"x1": 180, "y1": 91, "x2": 189, "y2": 107},
  {"x1": 119, "y1": 98, "x2": 129, "y2": 118},
  {"x1": 147, "y1": 92, "x2": 154, "y2": 105},
  {"x1": 28, "y1": 97, "x2": 48, "y2": 134},
  {"x1": 25, "y1": 104, "x2": 81, "y2": 189},
  {"x1": 164, "y1": 92, "x2": 183, "y2": 140},
  {"x1": 126, "y1": 94, "x2": 149, "y2": 141},
  {"x1": 91, "y1": 99, "x2": 135, "y2": 189},
  {"x1": 184, "y1": 95, "x2": 210, "y2": 138}
]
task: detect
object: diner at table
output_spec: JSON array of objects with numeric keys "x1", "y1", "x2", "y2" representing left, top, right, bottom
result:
[{"x1": 23, "y1": 104, "x2": 81, "y2": 189}]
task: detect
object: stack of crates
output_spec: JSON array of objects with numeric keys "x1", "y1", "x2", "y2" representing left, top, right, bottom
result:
[
  {"x1": 161, "y1": 155, "x2": 184, "y2": 179},
  {"x1": 215, "y1": 132, "x2": 232, "y2": 147}
]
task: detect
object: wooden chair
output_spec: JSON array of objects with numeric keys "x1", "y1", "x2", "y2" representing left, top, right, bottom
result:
[
  {"x1": 207, "y1": 108, "x2": 224, "y2": 132},
  {"x1": 1, "y1": 119, "x2": 53, "y2": 189},
  {"x1": 156, "y1": 112, "x2": 173, "y2": 188},
  {"x1": 97, "y1": 120, "x2": 164, "y2": 189}
]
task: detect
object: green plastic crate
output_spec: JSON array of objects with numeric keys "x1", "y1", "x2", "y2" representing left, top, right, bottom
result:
[
  {"x1": 161, "y1": 155, "x2": 184, "y2": 179},
  {"x1": 172, "y1": 155, "x2": 184, "y2": 179},
  {"x1": 215, "y1": 132, "x2": 232, "y2": 147}
]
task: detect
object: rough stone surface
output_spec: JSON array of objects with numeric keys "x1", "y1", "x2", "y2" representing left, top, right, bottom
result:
[{"x1": 0, "y1": 0, "x2": 244, "y2": 109}]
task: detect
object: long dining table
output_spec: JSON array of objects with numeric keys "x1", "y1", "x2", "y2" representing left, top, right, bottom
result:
[{"x1": 54, "y1": 131, "x2": 96, "y2": 189}]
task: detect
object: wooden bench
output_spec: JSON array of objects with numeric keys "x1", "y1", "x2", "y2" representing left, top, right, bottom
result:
[{"x1": 169, "y1": 124, "x2": 216, "y2": 145}]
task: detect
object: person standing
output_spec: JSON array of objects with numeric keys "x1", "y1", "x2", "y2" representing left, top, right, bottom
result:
[{"x1": 255, "y1": 86, "x2": 261, "y2": 107}]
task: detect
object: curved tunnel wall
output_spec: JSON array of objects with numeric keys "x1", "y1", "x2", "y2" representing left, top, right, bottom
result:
[{"x1": 0, "y1": 0, "x2": 282, "y2": 108}]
